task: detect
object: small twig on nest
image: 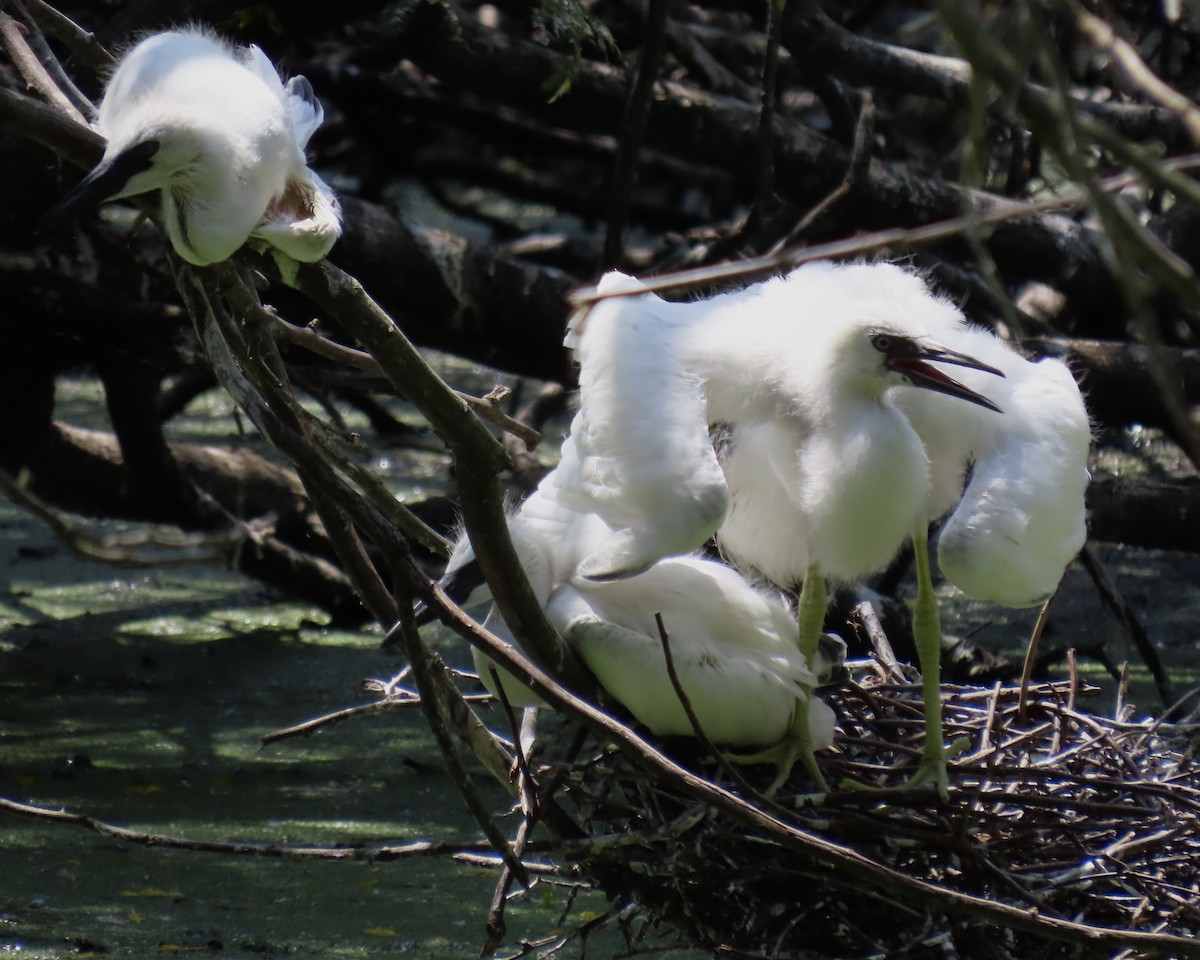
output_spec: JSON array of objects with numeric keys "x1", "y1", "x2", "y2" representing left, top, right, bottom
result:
[
  {"x1": 258, "y1": 691, "x2": 494, "y2": 747},
  {"x1": 850, "y1": 600, "x2": 906, "y2": 682},
  {"x1": 1017, "y1": 590, "x2": 1056, "y2": 724},
  {"x1": 654, "y1": 612, "x2": 773, "y2": 806}
]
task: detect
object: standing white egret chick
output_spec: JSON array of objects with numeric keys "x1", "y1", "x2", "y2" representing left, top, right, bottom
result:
[
  {"x1": 571, "y1": 262, "x2": 1007, "y2": 795},
  {"x1": 39, "y1": 29, "x2": 341, "y2": 266}
]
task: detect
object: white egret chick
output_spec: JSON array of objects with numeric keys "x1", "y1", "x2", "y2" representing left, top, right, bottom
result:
[
  {"x1": 435, "y1": 516, "x2": 839, "y2": 755},
  {"x1": 39, "y1": 29, "x2": 341, "y2": 266},
  {"x1": 411, "y1": 437, "x2": 838, "y2": 786},
  {"x1": 571, "y1": 262, "x2": 1007, "y2": 796},
  {"x1": 552, "y1": 556, "x2": 839, "y2": 755}
]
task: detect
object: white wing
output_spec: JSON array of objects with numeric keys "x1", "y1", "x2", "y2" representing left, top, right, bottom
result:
[
  {"x1": 241, "y1": 43, "x2": 287, "y2": 96},
  {"x1": 715, "y1": 421, "x2": 811, "y2": 587},
  {"x1": 559, "y1": 273, "x2": 728, "y2": 580},
  {"x1": 938, "y1": 356, "x2": 1090, "y2": 606}
]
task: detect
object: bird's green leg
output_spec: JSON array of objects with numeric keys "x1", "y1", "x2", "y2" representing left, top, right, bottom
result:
[
  {"x1": 795, "y1": 563, "x2": 827, "y2": 664},
  {"x1": 842, "y1": 528, "x2": 964, "y2": 800},
  {"x1": 906, "y1": 525, "x2": 952, "y2": 801},
  {"x1": 731, "y1": 565, "x2": 830, "y2": 793}
]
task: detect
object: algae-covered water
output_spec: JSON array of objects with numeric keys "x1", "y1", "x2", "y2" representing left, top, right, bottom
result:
[
  {"x1": 0, "y1": 379, "x2": 703, "y2": 959},
  {"x1": 0, "y1": 500, "x2": 708, "y2": 958}
]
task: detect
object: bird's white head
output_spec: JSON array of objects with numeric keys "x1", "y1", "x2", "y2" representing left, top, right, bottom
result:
[
  {"x1": 748, "y1": 263, "x2": 1006, "y2": 415},
  {"x1": 37, "y1": 30, "x2": 314, "y2": 265},
  {"x1": 861, "y1": 326, "x2": 1006, "y2": 412}
]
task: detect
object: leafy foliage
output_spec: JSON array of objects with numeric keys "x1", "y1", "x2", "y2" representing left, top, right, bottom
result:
[
  {"x1": 533, "y1": 0, "x2": 620, "y2": 102},
  {"x1": 378, "y1": 0, "x2": 461, "y2": 40}
]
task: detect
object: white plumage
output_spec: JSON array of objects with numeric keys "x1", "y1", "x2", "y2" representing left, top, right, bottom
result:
[
  {"x1": 565, "y1": 261, "x2": 1049, "y2": 796},
  {"x1": 558, "y1": 272, "x2": 729, "y2": 580},
  {"x1": 39, "y1": 29, "x2": 341, "y2": 266},
  {"x1": 892, "y1": 326, "x2": 1091, "y2": 607},
  {"x1": 569, "y1": 263, "x2": 1004, "y2": 588},
  {"x1": 434, "y1": 434, "x2": 836, "y2": 752}
]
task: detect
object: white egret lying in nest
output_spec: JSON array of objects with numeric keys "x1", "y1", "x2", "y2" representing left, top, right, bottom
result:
[
  {"x1": 406, "y1": 434, "x2": 841, "y2": 777},
  {"x1": 568, "y1": 263, "x2": 1020, "y2": 796},
  {"x1": 39, "y1": 28, "x2": 341, "y2": 266}
]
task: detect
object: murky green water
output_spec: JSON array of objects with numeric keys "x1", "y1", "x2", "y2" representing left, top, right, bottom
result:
[{"x1": 0, "y1": 498, "x2": 700, "y2": 959}]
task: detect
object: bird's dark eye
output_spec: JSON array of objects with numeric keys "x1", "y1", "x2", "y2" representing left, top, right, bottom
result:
[{"x1": 871, "y1": 334, "x2": 892, "y2": 352}]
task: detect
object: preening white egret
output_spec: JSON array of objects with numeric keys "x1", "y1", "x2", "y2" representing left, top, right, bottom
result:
[
  {"x1": 418, "y1": 436, "x2": 839, "y2": 778},
  {"x1": 39, "y1": 29, "x2": 341, "y2": 266},
  {"x1": 568, "y1": 262, "x2": 1009, "y2": 796}
]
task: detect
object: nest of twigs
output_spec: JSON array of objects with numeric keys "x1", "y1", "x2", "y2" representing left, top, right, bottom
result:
[{"x1": 538, "y1": 659, "x2": 1200, "y2": 959}]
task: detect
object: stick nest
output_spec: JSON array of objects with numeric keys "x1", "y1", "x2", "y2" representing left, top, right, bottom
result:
[{"x1": 538, "y1": 661, "x2": 1200, "y2": 959}]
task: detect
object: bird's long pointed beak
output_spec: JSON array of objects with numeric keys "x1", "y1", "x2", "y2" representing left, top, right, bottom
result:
[
  {"x1": 890, "y1": 340, "x2": 1005, "y2": 413},
  {"x1": 383, "y1": 559, "x2": 488, "y2": 648},
  {"x1": 37, "y1": 139, "x2": 159, "y2": 235}
]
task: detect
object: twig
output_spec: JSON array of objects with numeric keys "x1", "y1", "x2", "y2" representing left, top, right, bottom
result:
[
  {"x1": 259, "y1": 692, "x2": 494, "y2": 747},
  {"x1": 20, "y1": 0, "x2": 114, "y2": 73},
  {"x1": 768, "y1": 90, "x2": 876, "y2": 253},
  {"x1": 654, "y1": 611, "x2": 770, "y2": 805},
  {"x1": 228, "y1": 294, "x2": 454, "y2": 559},
  {"x1": 1065, "y1": 0, "x2": 1200, "y2": 144},
  {"x1": 184, "y1": 265, "x2": 401, "y2": 626},
  {"x1": 1017, "y1": 591, "x2": 1057, "y2": 724},
  {"x1": 0, "y1": 463, "x2": 231, "y2": 567},
  {"x1": 749, "y1": 0, "x2": 785, "y2": 230},
  {"x1": 850, "y1": 599, "x2": 906, "y2": 683},
  {"x1": 11, "y1": 1, "x2": 95, "y2": 119},
  {"x1": 0, "y1": 10, "x2": 87, "y2": 124},
  {"x1": 271, "y1": 313, "x2": 543, "y2": 449},
  {"x1": 569, "y1": 152, "x2": 1200, "y2": 308},
  {"x1": 0, "y1": 794, "x2": 562, "y2": 869},
  {"x1": 388, "y1": 592, "x2": 531, "y2": 890},
  {"x1": 1078, "y1": 543, "x2": 1176, "y2": 712},
  {"x1": 283, "y1": 257, "x2": 587, "y2": 689}
]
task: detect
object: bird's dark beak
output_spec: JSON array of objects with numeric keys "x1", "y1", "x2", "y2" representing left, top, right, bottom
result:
[
  {"x1": 37, "y1": 139, "x2": 159, "y2": 235},
  {"x1": 889, "y1": 339, "x2": 1005, "y2": 413},
  {"x1": 382, "y1": 558, "x2": 488, "y2": 649}
]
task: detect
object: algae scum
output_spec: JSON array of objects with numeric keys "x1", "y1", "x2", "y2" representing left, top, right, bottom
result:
[{"x1": 0, "y1": 500, "x2": 648, "y2": 958}]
